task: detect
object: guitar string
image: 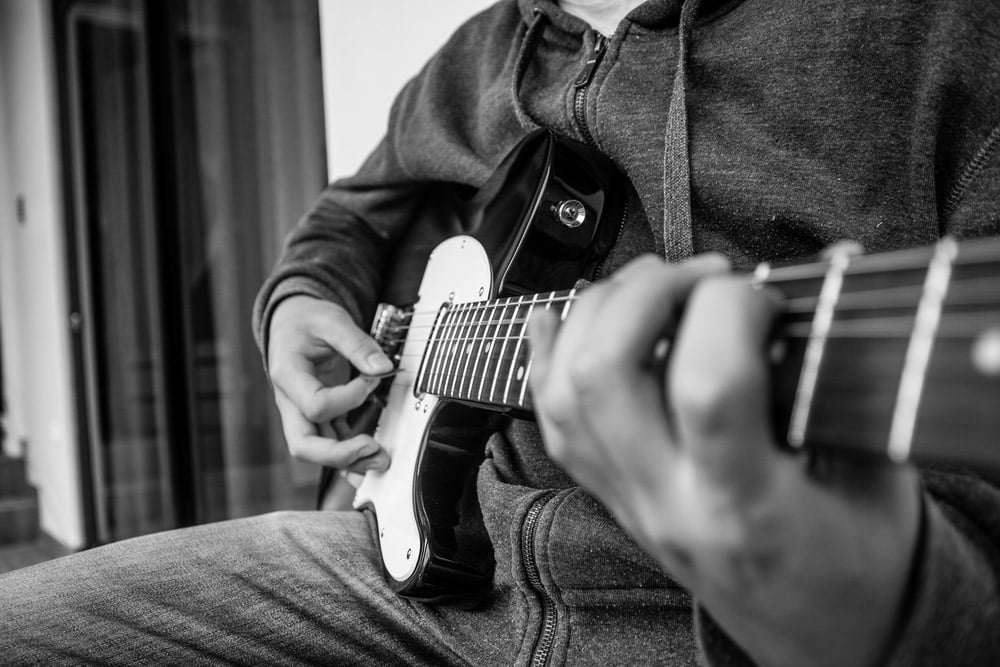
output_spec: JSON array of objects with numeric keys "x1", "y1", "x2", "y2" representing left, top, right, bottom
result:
[
  {"x1": 387, "y1": 319, "x2": 994, "y2": 393},
  {"x1": 385, "y1": 300, "x2": 1000, "y2": 342},
  {"x1": 390, "y1": 309, "x2": 1000, "y2": 340},
  {"x1": 386, "y1": 319, "x2": 996, "y2": 379},
  {"x1": 368, "y1": 270, "x2": 1000, "y2": 397},
  {"x1": 365, "y1": 275, "x2": 999, "y2": 392},
  {"x1": 382, "y1": 274, "x2": 1000, "y2": 336},
  {"x1": 378, "y1": 312, "x2": 997, "y2": 390}
]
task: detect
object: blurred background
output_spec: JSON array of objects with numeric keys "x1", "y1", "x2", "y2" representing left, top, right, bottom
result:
[{"x1": 0, "y1": 0, "x2": 491, "y2": 570}]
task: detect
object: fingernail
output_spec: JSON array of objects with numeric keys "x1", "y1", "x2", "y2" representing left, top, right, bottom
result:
[
  {"x1": 685, "y1": 252, "x2": 730, "y2": 271},
  {"x1": 367, "y1": 351, "x2": 393, "y2": 374}
]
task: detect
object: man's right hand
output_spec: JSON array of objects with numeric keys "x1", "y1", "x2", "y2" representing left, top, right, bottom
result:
[{"x1": 266, "y1": 295, "x2": 392, "y2": 473}]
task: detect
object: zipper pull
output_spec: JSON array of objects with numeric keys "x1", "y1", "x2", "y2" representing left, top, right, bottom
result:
[{"x1": 574, "y1": 33, "x2": 609, "y2": 89}]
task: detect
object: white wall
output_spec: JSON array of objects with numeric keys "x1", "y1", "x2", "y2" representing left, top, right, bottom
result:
[
  {"x1": 0, "y1": 0, "x2": 85, "y2": 549},
  {"x1": 319, "y1": 0, "x2": 497, "y2": 181}
]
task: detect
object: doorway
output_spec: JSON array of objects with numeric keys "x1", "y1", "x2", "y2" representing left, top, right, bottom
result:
[{"x1": 55, "y1": 0, "x2": 326, "y2": 544}]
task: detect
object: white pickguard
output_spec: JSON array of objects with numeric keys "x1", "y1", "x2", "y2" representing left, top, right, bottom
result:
[{"x1": 353, "y1": 235, "x2": 493, "y2": 584}]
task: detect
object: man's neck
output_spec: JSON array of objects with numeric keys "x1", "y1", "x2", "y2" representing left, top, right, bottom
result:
[{"x1": 559, "y1": 0, "x2": 647, "y2": 36}]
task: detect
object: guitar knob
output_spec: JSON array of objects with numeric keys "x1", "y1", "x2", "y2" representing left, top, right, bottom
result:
[{"x1": 553, "y1": 199, "x2": 587, "y2": 228}]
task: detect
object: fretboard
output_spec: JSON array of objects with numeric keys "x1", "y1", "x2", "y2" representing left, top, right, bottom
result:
[
  {"x1": 412, "y1": 236, "x2": 1000, "y2": 470},
  {"x1": 415, "y1": 288, "x2": 578, "y2": 411}
]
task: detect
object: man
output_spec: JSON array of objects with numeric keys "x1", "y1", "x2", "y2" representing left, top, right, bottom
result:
[{"x1": 3, "y1": 0, "x2": 999, "y2": 663}]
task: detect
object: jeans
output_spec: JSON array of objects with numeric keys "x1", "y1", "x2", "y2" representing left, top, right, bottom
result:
[
  {"x1": 0, "y1": 478, "x2": 699, "y2": 665},
  {"x1": 0, "y1": 511, "x2": 516, "y2": 665}
]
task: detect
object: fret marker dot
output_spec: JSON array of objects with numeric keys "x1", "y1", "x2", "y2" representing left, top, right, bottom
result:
[
  {"x1": 516, "y1": 366, "x2": 524, "y2": 381},
  {"x1": 971, "y1": 328, "x2": 1000, "y2": 377}
]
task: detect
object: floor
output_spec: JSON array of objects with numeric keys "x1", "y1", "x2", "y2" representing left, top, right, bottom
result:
[{"x1": 0, "y1": 537, "x2": 69, "y2": 574}]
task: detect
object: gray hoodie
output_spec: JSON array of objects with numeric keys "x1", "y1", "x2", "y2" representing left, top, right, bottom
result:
[{"x1": 254, "y1": 0, "x2": 1000, "y2": 663}]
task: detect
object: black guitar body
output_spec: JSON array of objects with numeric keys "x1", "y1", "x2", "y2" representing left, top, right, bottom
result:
[{"x1": 342, "y1": 130, "x2": 626, "y2": 601}]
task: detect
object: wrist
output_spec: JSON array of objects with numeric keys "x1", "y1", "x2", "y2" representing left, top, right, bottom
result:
[{"x1": 691, "y1": 462, "x2": 921, "y2": 667}]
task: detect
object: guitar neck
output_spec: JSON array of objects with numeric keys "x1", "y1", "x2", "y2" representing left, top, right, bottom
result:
[
  {"x1": 415, "y1": 287, "x2": 578, "y2": 412},
  {"x1": 413, "y1": 236, "x2": 1000, "y2": 470}
]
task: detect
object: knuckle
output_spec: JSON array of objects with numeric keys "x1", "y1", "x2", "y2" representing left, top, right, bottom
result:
[
  {"x1": 337, "y1": 438, "x2": 376, "y2": 467},
  {"x1": 347, "y1": 336, "x2": 379, "y2": 362},
  {"x1": 286, "y1": 437, "x2": 310, "y2": 461},
  {"x1": 567, "y1": 353, "x2": 620, "y2": 399},
  {"x1": 299, "y1": 393, "x2": 330, "y2": 423},
  {"x1": 535, "y1": 381, "x2": 576, "y2": 423},
  {"x1": 267, "y1": 358, "x2": 291, "y2": 385},
  {"x1": 673, "y1": 366, "x2": 751, "y2": 435}
]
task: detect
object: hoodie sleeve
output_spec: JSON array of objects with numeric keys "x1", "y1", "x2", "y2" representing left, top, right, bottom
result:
[
  {"x1": 249, "y1": 129, "x2": 425, "y2": 361},
  {"x1": 250, "y1": 0, "x2": 528, "y2": 361}
]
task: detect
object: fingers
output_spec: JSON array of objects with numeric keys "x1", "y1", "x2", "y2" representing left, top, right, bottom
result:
[
  {"x1": 278, "y1": 359, "x2": 380, "y2": 424},
  {"x1": 527, "y1": 253, "x2": 730, "y2": 500},
  {"x1": 268, "y1": 296, "x2": 392, "y2": 419},
  {"x1": 529, "y1": 253, "x2": 729, "y2": 414},
  {"x1": 267, "y1": 295, "x2": 394, "y2": 469},
  {"x1": 669, "y1": 276, "x2": 785, "y2": 497},
  {"x1": 269, "y1": 296, "x2": 391, "y2": 379},
  {"x1": 275, "y1": 391, "x2": 390, "y2": 471}
]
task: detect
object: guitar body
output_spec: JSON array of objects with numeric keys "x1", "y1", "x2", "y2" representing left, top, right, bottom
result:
[
  {"x1": 352, "y1": 130, "x2": 627, "y2": 599},
  {"x1": 343, "y1": 129, "x2": 1000, "y2": 602}
]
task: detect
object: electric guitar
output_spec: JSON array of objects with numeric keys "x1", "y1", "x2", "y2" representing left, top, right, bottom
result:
[{"x1": 346, "y1": 129, "x2": 1000, "y2": 601}]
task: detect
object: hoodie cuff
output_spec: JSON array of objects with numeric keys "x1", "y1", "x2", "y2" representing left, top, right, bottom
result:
[
  {"x1": 882, "y1": 495, "x2": 1000, "y2": 665},
  {"x1": 694, "y1": 604, "x2": 755, "y2": 667}
]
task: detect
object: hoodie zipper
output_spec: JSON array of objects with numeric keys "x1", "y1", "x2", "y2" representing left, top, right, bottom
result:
[
  {"x1": 571, "y1": 32, "x2": 627, "y2": 280},
  {"x1": 523, "y1": 490, "x2": 558, "y2": 667},
  {"x1": 572, "y1": 32, "x2": 608, "y2": 146}
]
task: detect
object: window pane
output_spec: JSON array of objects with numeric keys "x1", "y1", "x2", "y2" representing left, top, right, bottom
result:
[
  {"x1": 68, "y1": 0, "x2": 176, "y2": 540},
  {"x1": 63, "y1": 0, "x2": 326, "y2": 541},
  {"x1": 171, "y1": 0, "x2": 325, "y2": 521}
]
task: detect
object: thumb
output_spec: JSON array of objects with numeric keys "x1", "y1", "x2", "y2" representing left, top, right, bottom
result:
[
  {"x1": 269, "y1": 296, "x2": 392, "y2": 375},
  {"x1": 316, "y1": 301, "x2": 393, "y2": 376}
]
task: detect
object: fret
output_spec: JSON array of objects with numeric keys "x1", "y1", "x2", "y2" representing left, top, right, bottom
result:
[
  {"x1": 416, "y1": 304, "x2": 448, "y2": 395},
  {"x1": 445, "y1": 302, "x2": 475, "y2": 399},
  {"x1": 519, "y1": 291, "x2": 559, "y2": 407},
  {"x1": 471, "y1": 301, "x2": 498, "y2": 402},
  {"x1": 477, "y1": 301, "x2": 508, "y2": 402},
  {"x1": 456, "y1": 300, "x2": 489, "y2": 401},
  {"x1": 561, "y1": 287, "x2": 577, "y2": 321},
  {"x1": 887, "y1": 237, "x2": 958, "y2": 463},
  {"x1": 488, "y1": 295, "x2": 524, "y2": 404},
  {"x1": 787, "y1": 249, "x2": 852, "y2": 447},
  {"x1": 502, "y1": 297, "x2": 536, "y2": 406},
  {"x1": 428, "y1": 303, "x2": 457, "y2": 396},
  {"x1": 458, "y1": 302, "x2": 480, "y2": 396}
]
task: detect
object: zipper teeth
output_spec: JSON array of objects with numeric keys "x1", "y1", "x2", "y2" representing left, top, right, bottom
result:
[
  {"x1": 531, "y1": 600, "x2": 558, "y2": 667},
  {"x1": 523, "y1": 491, "x2": 558, "y2": 667},
  {"x1": 574, "y1": 87, "x2": 595, "y2": 146},
  {"x1": 573, "y1": 32, "x2": 607, "y2": 147}
]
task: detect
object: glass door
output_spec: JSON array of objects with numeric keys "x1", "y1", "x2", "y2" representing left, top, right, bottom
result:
[{"x1": 57, "y1": 0, "x2": 325, "y2": 544}]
